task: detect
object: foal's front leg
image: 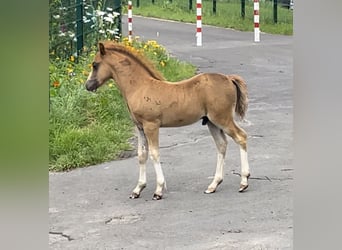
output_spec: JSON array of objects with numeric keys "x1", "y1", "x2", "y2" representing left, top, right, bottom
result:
[
  {"x1": 144, "y1": 123, "x2": 165, "y2": 200},
  {"x1": 130, "y1": 127, "x2": 148, "y2": 199}
]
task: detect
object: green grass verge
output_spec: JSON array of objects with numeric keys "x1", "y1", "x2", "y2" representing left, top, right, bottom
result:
[
  {"x1": 49, "y1": 38, "x2": 196, "y2": 171},
  {"x1": 130, "y1": 0, "x2": 293, "y2": 35}
]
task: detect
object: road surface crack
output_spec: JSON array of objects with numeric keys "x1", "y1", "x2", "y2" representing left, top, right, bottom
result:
[
  {"x1": 231, "y1": 170, "x2": 293, "y2": 181},
  {"x1": 49, "y1": 231, "x2": 74, "y2": 241}
]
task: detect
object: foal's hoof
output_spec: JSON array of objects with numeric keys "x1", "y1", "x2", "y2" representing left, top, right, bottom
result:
[
  {"x1": 152, "y1": 193, "x2": 162, "y2": 200},
  {"x1": 204, "y1": 188, "x2": 216, "y2": 194},
  {"x1": 238, "y1": 184, "x2": 249, "y2": 192},
  {"x1": 129, "y1": 193, "x2": 140, "y2": 199}
]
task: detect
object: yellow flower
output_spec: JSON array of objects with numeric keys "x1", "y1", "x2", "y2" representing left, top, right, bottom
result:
[
  {"x1": 108, "y1": 83, "x2": 113, "y2": 88},
  {"x1": 70, "y1": 55, "x2": 75, "y2": 62},
  {"x1": 82, "y1": 70, "x2": 89, "y2": 76},
  {"x1": 160, "y1": 61, "x2": 165, "y2": 67},
  {"x1": 67, "y1": 68, "x2": 73, "y2": 74}
]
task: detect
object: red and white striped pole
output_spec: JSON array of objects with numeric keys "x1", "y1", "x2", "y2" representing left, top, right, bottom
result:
[
  {"x1": 128, "y1": 1, "x2": 133, "y2": 42},
  {"x1": 196, "y1": 0, "x2": 202, "y2": 46},
  {"x1": 254, "y1": 0, "x2": 260, "y2": 42}
]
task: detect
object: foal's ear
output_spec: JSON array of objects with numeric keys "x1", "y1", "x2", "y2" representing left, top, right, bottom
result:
[{"x1": 99, "y1": 42, "x2": 106, "y2": 56}]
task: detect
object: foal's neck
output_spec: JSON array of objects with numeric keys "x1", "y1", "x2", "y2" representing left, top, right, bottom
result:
[{"x1": 111, "y1": 54, "x2": 162, "y2": 93}]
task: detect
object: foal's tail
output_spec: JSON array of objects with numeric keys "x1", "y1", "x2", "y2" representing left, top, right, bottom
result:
[{"x1": 227, "y1": 74, "x2": 248, "y2": 120}]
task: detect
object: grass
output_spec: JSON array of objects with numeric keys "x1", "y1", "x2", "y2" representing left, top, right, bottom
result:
[
  {"x1": 130, "y1": 0, "x2": 293, "y2": 35},
  {"x1": 49, "y1": 38, "x2": 196, "y2": 171}
]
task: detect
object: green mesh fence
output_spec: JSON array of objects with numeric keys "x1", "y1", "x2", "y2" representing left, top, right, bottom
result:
[{"x1": 49, "y1": 0, "x2": 122, "y2": 59}]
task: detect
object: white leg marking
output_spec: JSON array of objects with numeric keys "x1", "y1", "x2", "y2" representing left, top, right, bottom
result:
[
  {"x1": 131, "y1": 128, "x2": 148, "y2": 198},
  {"x1": 239, "y1": 147, "x2": 250, "y2": 191},
  {"x1": 150, "y1": 148, "x2": 165, "y2": 196}
]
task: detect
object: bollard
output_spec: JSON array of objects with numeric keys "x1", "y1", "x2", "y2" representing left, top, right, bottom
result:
[
  {"x1": 254, "y1": 0, "x2": 260, "y2": 42},
  {"x1": 196, "y1": 0, "x2": 202, "y2": 46},
  {"x1": 128, "y1": 1, "x2": 133, "y2": 42}
]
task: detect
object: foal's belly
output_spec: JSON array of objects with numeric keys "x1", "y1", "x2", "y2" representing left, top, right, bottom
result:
[{"x1": 160, "y1": 112, "x2": 203, "y2": 127}]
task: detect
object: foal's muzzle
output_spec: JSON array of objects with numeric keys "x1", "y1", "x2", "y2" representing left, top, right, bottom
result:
[{"x1": 85, "y1": 80, "x2": 99, "y2": 92}]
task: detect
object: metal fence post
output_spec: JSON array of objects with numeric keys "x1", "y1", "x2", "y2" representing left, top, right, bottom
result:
[
  {"x1": 114, "y1": 0, "x2": 122, "y2": 40},
  {"x1": 76, "y1": 0, "x2": 84, "y2": 55},
  {"x1": 241, "y1": 0, "x2": 245, "y2": 19},
  {"x1": 273, "y1": 0, "x2": 278, "y2": 23}
]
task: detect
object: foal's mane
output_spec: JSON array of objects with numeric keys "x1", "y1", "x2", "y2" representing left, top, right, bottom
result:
[{"x1": 102, "y1": 41, "x2": 165, "y2": 81}]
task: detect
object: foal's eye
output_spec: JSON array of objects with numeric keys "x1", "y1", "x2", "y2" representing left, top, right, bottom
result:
[{"x1": 92, "y1": 62, "x2": 99, "y2": 70}]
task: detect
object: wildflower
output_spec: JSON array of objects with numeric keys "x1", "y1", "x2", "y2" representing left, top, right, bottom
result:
[
  {"x1": 108, "y1": 83, "x2": 113, "y2": 88},
  {"x1": 106, "y1": 29, "x2": 116, "y2": 35},
  {"x1": 52, "y1": 81, "x2": 60, "y2": 88},
  {"x1": 67, "y1": 68, "x2": 73, "y2": 74},
  {"x1": 96, "y1": 10, "x2": 106, "y2": 16},
  {"x1": 83, "y1": 70, "x2": 89, "y2": 76},
  {"x1": 160, "y1": 61, "x2": 165, "y2": 67},
  {"x1": 104, "y1": 16, "x2": 114, "y2": 23},
  {"x1": 68, "y1": 31, "x2": 75, "y2": 38},
  {"x1": 83, "y1": 16, "x2": 91, "y2": 23},
  {"x1": 113, "y1": 11, "x2": 120, "y2": 17},
  {"x1": 70, "y1": 55, "x2": 75, "y2": 62}
]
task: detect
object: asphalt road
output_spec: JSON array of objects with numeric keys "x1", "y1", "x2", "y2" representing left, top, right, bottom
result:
[{"x1": 49, "y1": 16, "x2": 293, "y2": 249}]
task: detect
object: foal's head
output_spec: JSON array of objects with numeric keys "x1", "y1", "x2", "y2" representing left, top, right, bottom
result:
[{"x1": 85, "y1": 42, "x2": 112, "y2": 92}]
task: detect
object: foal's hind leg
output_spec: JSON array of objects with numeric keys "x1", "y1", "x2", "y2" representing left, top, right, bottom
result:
[
  {"x1": 223, "y1": 121, "x2": 250, "y2": 192},
  {"x1": 130, "y1": 127, "x2": 148, "y2": 199},
  {"x1": 205, "y1": 121, "x2": 228, "y2": 194}
]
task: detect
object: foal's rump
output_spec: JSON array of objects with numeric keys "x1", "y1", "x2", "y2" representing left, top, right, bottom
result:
[{"x1": 193, "y1": 73, "x2": 248, "y2": 123}]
